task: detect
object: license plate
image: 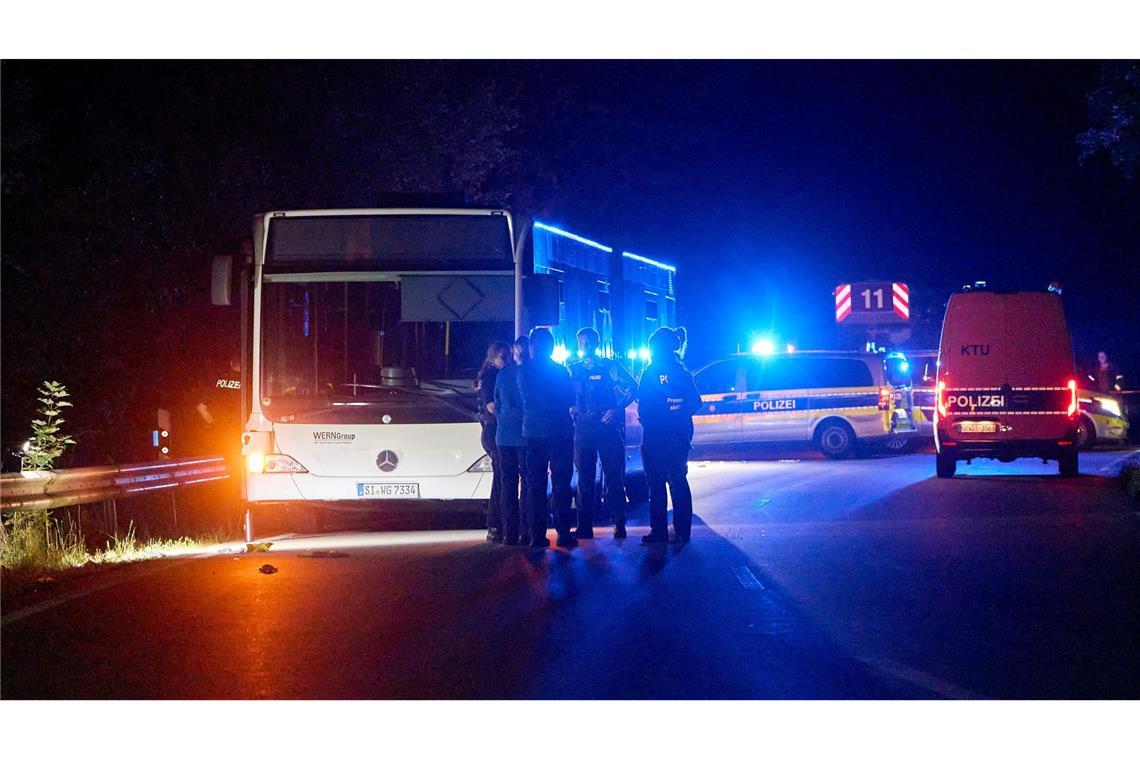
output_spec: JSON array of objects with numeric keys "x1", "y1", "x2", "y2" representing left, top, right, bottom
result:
[
  {"x1": 957, "y1": 421, "x2": 997, "y2": 434},
  {"x1": 356, "y1": 482, "x2": 420, "y2": 498}
]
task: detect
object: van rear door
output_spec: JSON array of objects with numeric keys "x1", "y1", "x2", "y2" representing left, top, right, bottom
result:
[{"x1": 999, "y1": 292, "x2": 1075, "y2": 440}]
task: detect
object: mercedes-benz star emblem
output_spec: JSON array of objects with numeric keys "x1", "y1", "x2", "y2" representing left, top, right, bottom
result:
[{"x1": 376, "y1": 450, "x2": 399, "y2": 472}]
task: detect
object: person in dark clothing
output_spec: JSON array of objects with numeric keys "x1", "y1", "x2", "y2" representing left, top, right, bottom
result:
[
  {"x1": 493, "y1": 335, "x2": 530, "y2": 545},
  {"x1": 569, "y1": 327, "x2": 637, "y2": 539},
  {"x1": 477, "y1": 341, "x2": 512, "y2": 543},
  {"x1": 637, "y1": 327, "x2": 703, "y2": 545},
  {"x1": 518, "y1": 327, "x2": 577, "y2": 549},
  {"x1": 1091, "y1": 351, "x2": 1124, "y2": 393}
]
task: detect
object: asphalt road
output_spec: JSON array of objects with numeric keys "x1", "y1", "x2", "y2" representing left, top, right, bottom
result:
[{"x1": 3, "y1": 446, "x2": 1138, "y2": 699}]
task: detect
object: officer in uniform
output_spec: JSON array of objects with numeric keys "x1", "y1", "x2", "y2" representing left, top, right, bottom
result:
[
  {"x1": 568, "y1": 327, "x2": 636, "y2": 539},
  {"x1": 636, "y1": 327, "x2": 703, "y2": 545},
  {"x1": 518, "y1": 327, "x2": 577, "y2": 549},
  {"x1": 195, "y1": 355, "x2": 243, "y2": 459},
  {"x1": 493, "y1": 336, "x2": 530, "y2": 545}
]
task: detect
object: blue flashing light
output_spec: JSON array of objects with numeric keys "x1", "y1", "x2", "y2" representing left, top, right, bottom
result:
[
  {"x1": 627, "y1": 349, "x2": 638, "y2": 361},
  {"x1": 638, "y1": 347, "x2": 651, "y2": 361},
  {"x1": 534, "y1": 221, "x2": 613, "y2": 253},
  {"x1": 751, "y1": 338, "x2": 776, "y2": 356},
  {"x1": 552, "y1": 344, "x2": 571, "y2": 364},
  {"x1": 622, "y1": 251, "x2": 676, "y2": 273}
]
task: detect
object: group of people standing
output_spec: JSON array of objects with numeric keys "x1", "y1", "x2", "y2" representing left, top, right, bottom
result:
[{"x1": 475, "y1": 325, "x2": 702, "y2": 549}]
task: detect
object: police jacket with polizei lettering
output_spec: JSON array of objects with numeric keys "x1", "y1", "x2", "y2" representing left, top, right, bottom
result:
[
  {"x1": 636, "y1": 356, "x2": 702, "y2": 436},
  {"x1": 568, "y1": 357, "x2": 637, "y2": 419},
  {"x1": 517, "y1": 357, "x2": 574, "y2": 440}
]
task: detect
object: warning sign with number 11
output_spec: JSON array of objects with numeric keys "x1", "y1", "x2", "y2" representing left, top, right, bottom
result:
[{"x1": 835, "y1": 282, "x2": 910, "y2": 324}]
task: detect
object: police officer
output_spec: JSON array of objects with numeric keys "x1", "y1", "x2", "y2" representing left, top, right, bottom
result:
[
  {"x1": 518, "y1": 327, "x2": 577, "y2": 549},
  {"x1": 195, "y1": 355, "x2": 242, "y2": 458},
  {"x1": 493, "y1": 336, "x2": 530, "y2": 545},
  {"x1": 568, "y1": 327, "x2": 636, "y2": 539},
  {"x1": 637, "y1": 327, "x2": 702, "y2": 545},
  {"x1": 476, "y1": 341, "x2": 512, "y2": 542}
]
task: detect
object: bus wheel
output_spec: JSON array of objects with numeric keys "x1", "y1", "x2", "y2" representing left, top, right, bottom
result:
[
  {"x1": 624, "y1": 472, "x2": 649, "y2": 505},
  {"x1": 816, "y1": 420, "x2": 855, "y2": 459},
  {"x1": 936, "y1": 451, "x2": 957, "y2": 478},
  {"x1": 1075, "y1": 414, "x2": 1095, "y2": 449},
  {"x1": 1059, "y1": 447, "x2": 1079, "y2": 478}
]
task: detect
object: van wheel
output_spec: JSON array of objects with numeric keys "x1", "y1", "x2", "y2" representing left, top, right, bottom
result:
[
  {"x1": 1075, "y1": 415, "x2": 1095, "y2": 449},
  {"x1": 1059, "y1": 448, "x2": 1079, "y2": 478},
  {"x1": 816, "y1": 420, "x2": 856, "y2": 459},
  {"x1": 936, "y1": 451, "x2": 957, "y2": 478},
  {"x1": 289, "y1": 505, "x2": 324, "y2": 535}
]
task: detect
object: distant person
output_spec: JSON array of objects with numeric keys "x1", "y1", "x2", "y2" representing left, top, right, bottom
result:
[
  {"x1": 568, "y1": 327, "x2": 636, "y2": 539},
  {"x1": 477, "y1": 341, "x2": 512, "y2": 543},
  {"x1": 1092, "y1": 351, "x2": 1123, "y2": 393},
  {"x1": 493, "y1": 336, "x2": 530, "y2": 545},
  {"x1": 637, "y1": 327, "x2": 702, "y2": 545},
  {"x1": 518, "y1": 327, "x2": 577, "y2": 549}
]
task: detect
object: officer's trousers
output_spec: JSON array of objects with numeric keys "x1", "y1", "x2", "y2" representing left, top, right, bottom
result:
[
  {"x1": 525, "y1": 435, "x2": 574, "y2": 542},
  {"x1": 573, "y1": 420, "x2": 627, "y2": 528},
  {"x1": 481, "y1": 423, "x2": 501, "y2": 531},
  {"x1": 497, "y1": 444, "x2": 527, "y2": 541},
  {"x1": 642, "y1": 430, "x2": 693, "y2": 540}
]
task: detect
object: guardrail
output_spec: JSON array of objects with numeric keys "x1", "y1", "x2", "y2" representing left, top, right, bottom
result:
[{"x1": 0, "y1": 456, "x2": 229, "y2": 512}]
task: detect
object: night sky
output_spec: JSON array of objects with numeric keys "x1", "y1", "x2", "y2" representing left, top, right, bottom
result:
[{"x1": 2, "y1": 60, "x2": 1137, "y2": 462}]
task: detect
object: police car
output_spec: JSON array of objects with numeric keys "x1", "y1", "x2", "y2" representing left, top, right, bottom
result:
[
  {"x1": 904, "y1": 349, "x2": 939, "y2": 438},
  {"x1": 1075, "y1": 387, "x2": 1130, "y2": 449},
  {"x1": 690, "y1": 350, "x2": 918, "y2": 458}
]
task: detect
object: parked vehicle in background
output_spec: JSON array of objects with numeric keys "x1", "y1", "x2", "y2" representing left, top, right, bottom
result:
[
  {"x1": 934, "y1": 288, "x2": 1079, "y2": 478},
  {"x1": 1075, "y1": 386, "x2": 1130, "y2": 449},
  {"x1": 690, "y1": 349, "x2": 917, "y2": 458}
]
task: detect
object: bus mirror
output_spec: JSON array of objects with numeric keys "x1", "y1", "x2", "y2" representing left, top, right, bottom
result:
[
  {"x1": 525, "y1": 274, "x2": 560, "y2": 326},
  {"x1": 211, "y1": 255, "x2": 233, "y2": 306}
]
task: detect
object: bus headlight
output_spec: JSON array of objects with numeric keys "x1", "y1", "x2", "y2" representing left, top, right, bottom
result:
[
  {"x1": 468, "y1": 454, "x2": 494, "y2": 473},
  {"x1": 248, "y1": 452, "x2": 308, "y2": 474}
]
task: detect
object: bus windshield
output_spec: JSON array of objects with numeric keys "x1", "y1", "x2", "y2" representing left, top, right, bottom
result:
[{"x1": 259, "y1": 279, "x2": 512, "y2": 424}]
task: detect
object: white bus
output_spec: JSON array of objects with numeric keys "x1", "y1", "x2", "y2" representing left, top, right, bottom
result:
[{"x1": 211, "y1": 208, "x2": 676, "y2": 535}]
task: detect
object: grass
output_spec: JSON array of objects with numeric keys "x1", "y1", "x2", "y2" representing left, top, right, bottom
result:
[{"x1": 0, "y1": 512, "x2": 231, "y2": 575}]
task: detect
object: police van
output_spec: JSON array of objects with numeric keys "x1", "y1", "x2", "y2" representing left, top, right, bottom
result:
[
  {"x1": 690, "y1": 350, "x2": 917, "y2": 458},
  {"x1": 934, "y1": 288, "x2": 1079, "y2": 477}
]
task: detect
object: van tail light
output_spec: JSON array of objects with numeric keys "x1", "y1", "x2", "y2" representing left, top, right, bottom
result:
[
  {"x1": 936, "y1": 380, "x2": 948, "y2": 419},
  {"x1": 1066, "y1": 379, "x2": 1078, "y2": 419},
  {"x1": 878, "y1": 387, "x2": 892, "y2": 410},
  {"x1": 247, "y1": 452, "x2": 308, "y2": 474}
]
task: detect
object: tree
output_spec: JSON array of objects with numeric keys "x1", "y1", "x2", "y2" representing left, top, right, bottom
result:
[{"x1": 1077, "y1": 61, "x2": 1140, "y2": 180}]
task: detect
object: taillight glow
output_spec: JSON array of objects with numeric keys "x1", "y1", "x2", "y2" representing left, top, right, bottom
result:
[
  {"x1": 878, "y1": 387, "x2": 892, "y2": 410},
  {"x1": 936, "y1": 380, "x2": 948, "y2": 419},
  {"x1": 1066, "y1": 379, "x2": 1078, "y2": 418},
  {"x1": 247, "y1": 452, "x2": 265, "y2": 473}
]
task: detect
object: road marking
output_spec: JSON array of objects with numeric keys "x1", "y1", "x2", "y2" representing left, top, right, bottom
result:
[
  {"x1": 858, "y1": 656, "x2": 984, "y2": 699},
  {"x1": 733, "y1": 565, "x2": 765, "y2": 590}
]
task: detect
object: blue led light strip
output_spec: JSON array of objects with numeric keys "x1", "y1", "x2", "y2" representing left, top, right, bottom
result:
[
  {"x1": 533, "y1": 221, "x2": 613, "y2": 253},
  {"x1": 622, "y1": 251, "x2": 676, "y2": 273}
]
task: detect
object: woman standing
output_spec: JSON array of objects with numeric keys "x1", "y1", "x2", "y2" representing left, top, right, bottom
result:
[
  {"x1": 494, "y1": 335, "x2": 529, "y2": 545},
  {"x1": 477, "y1": 341, "x2": 512, "y2": 542}
]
